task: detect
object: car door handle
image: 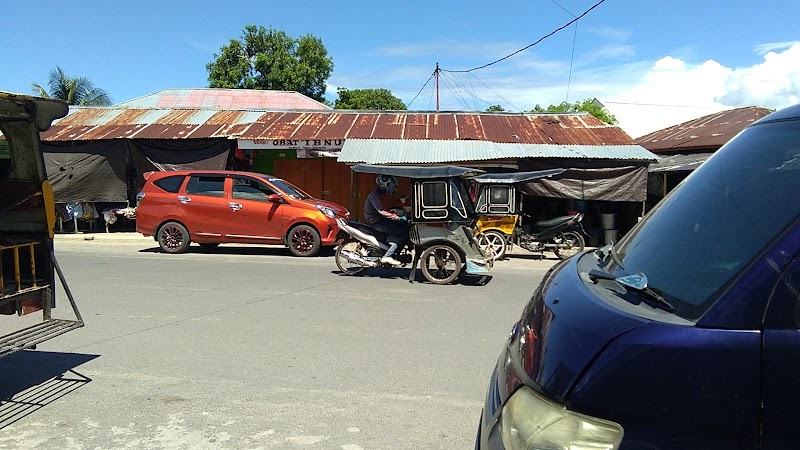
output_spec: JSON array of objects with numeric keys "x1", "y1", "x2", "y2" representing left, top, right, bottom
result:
[
  {"x1": 178, "y1": 196, "x2": 191, "y2": 204},
  {"x1": 229, "y1": 202, "x2": 242, "y2": 211}
]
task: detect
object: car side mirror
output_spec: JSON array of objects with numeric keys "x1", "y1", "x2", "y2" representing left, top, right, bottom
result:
[{"x1": 267, "y1": 194, "x2": 282, "y2": 203}]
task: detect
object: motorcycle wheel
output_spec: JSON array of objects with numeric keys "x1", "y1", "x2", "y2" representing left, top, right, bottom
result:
[
  {"x1": 553, "y1": 231, "x2": 585, "y2": 260},
  {"x1": 419, "y1": 244, "x2": 463, "y2": 285},
  {"x1": 477, "y1": 230, "x2": 508, "y2": 260},
  {"x1": 335, "y1": 240, "x2": 369, "y2": 275}
]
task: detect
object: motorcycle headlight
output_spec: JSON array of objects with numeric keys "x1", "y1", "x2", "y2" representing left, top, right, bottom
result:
[
  {"x1": 315, "y1": 204, "x2": 337, "y2": 218},
  {"x1": 500, "y1": 386, "x2": 623, "y2": 450}
]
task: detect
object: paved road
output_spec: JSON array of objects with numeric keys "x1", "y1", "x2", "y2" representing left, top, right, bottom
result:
[{"x1": 0, "y1": 234, "x2": 561, "y2": 450}]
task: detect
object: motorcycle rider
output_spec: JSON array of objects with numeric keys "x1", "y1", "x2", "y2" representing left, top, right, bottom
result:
[{"x1": 364, "y1": 174, "x2": 409, "y2": 266}]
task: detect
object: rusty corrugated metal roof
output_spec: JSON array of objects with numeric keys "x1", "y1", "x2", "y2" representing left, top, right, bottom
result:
[
  {"x1": 635, "y1": 106, "x2": 773, "y2": 153},
  {"x1": 116, "y1": 88, "x2": 331, "y2": 110},
  {"x1": 43, "y1": 108, "x2": 635, "y2": 146}
]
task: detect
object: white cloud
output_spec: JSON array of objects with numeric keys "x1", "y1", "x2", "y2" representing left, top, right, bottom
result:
[
  {"x1": 754, "y1": 41, "x2": 800, "y2": 55},
  {"x1": 604, "y1": 43, "x2": 800, "y2": 137},
  {"x1": 719, "y1": 44, "x2": 800, "y2": 107}
]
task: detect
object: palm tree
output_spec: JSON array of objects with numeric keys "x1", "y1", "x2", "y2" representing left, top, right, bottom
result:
[{"x1": 31, "y1": 66, "x2": 112, "y2": 106}]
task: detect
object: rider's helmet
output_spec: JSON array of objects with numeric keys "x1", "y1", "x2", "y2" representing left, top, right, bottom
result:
[{"x1": 376, "y1": 174, "x2": 398, "y2": 193}]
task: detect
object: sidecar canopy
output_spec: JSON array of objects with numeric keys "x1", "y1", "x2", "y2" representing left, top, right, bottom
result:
[{"x1": 471, "y1": 168, "x2": 566, "y2": 184}]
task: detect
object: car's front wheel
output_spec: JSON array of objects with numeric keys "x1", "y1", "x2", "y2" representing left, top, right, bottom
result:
[
  {"x1": 158, "y1": 221, "x2": 190, "y2": 254},
  {"x1": 288, "y1": 224, "x2": 321, "y2": 257}
]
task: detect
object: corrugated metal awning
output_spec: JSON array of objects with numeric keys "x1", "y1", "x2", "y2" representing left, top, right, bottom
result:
[
  {"x1": 648, "y1": 153, "x2": 713, "y2": 172},
  {"x1": 337, "y1": 139, "x2": 658, "y2": 164}
]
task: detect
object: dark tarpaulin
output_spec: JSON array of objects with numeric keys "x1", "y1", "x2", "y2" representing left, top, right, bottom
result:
[
  {"x1": 42, "y1": 140, "x2": 128, "y2": 202},
  {"x1": 130, "y1": 139, "x2": 231, "y2": 197},
  {"x1": 130, "y1": 139, "x2": 231, "y2": 173},
  {"x1": 42, "y1": 138, "x2": 232, "y2": 203},
  {"x1": 518, "y1": 159, "x2": 648, "y2": 202}
]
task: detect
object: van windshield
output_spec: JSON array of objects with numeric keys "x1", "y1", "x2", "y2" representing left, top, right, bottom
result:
[{"x1": 613, "y1": 119, "x2": 800, "y2": 320}]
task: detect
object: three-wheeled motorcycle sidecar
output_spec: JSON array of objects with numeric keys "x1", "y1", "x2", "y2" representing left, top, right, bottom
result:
[
  {"x1": 335, "y1": 164, "x2": 493, "y2": 285},
  {"x1": 471, "y1": 169, "x2": 588, "y2": 260}
]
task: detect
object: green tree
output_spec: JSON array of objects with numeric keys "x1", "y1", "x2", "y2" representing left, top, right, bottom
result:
[
  {"x1": 485, "y1": 105, "x2": 505, "y2": 112},
  {"x1": 206, "y1": 25, "x2": 333, "y2": 102},
  {"x1": 529, "y1": 98, "x2": 617, "y2": 124},
  {"x1": 31, "y1": 66, "x2": 112, "y2": 106},
  {"x1": 333, "y1": 88, "x2": 406, "y2": 110}
]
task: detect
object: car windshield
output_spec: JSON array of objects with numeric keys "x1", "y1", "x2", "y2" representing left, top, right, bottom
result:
[
  {"x1": 612, "y1": 119, "x2": 800, "y2": 321},
  {"x1": 268, "y1": 178, "x2": 311, "y2": 200}
]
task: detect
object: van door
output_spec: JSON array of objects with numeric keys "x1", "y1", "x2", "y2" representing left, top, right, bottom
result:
[
  {"x1": 182, "y1": 174, "x2": 228, "y2": 239},
  {"x1": 225, "y1": 175, "x2": 285, "y2": 243},
  {"x1": 761, "y1": 244, "x2": 800, "y2": 448}
]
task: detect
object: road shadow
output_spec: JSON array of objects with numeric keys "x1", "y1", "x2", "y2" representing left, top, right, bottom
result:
[
  {"x1": 498, "y1": 253, "x2": 562, "y2": 261},
  {"x1": 0, "y1": 350, "x2": 98, "y2": 429},
  {"x1": 138, "y1": 245, "x2": 335, "y2": 258},
  {"x1": 332, "y1": 267, "x2": 493, "y2": 286}
]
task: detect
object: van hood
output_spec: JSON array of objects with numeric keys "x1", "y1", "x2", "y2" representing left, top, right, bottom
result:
[{"x1": 515, "y1": 255, "x2": 647, "y2": 402}]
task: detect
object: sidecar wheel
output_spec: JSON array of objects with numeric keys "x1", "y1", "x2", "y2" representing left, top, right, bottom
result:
[
  {"x1": 420, "y1": 244, "x2": 462, "y2": 285},
  {"x1": 335, "y1": 240, "x2": 368, "y2": 275},
  {"x1": 477, "y1": 230, "x2": 507, "y2": 260},
  {"x1": 553, "y1": 231, "x2": 585, "y2": 260}
]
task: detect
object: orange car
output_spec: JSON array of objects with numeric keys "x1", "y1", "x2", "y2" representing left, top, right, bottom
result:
[{"x1": 135, "y1": 170, "x2": 349, "y2": 256}]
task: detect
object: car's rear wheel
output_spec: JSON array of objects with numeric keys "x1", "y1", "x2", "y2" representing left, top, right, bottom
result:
[
  {"x1": 419, "y1": 244, "x2": 462, "y2": 284},
  {"x1": 288, "y1": 224, "x2": 321, "y2": 257},
  {"x1": 158, "y1": 221, "x2": 190, "y2": 254}
]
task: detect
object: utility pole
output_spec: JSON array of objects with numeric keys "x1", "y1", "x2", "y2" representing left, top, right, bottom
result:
[{"x1": 435, "y1": 62, "x2": 440, "y2": 111}]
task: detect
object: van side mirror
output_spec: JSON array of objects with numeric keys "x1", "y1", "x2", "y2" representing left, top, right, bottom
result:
[{"x1": 268, "y1": 194, "x2": 282, "y2": 203}]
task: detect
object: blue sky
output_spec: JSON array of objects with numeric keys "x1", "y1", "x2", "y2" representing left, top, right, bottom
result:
[{"x1": 3, "y1": 0, "x2": 799, "y2": 137}]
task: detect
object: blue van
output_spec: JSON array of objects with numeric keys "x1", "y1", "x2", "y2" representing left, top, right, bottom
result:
[{"x1": 477, "y1": 103, "x2": 800, "y2": 449}]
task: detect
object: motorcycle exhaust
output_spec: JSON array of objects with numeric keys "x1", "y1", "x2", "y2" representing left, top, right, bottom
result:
[{"x1": 340, "y1": 249, "x2": 379, "y2": 267}]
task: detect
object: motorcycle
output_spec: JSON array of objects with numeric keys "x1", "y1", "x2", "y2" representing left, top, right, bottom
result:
[
  {"x1": 334, "y1": 164, "x2": 492, "y2": 285},
  {"x1": 478, "y1": 212, "x2": 587, "y2": 260},
  {"x1": 470, "y1": 169, "x2": 587, "y2": 260},
  {"x1": 335, "y1": 219, "x2": 415, "y2": 269}
]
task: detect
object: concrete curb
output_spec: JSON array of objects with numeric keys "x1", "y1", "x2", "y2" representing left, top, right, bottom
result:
[{"x1": 54, "y1": 232, "x2": 152, "y2": 242}]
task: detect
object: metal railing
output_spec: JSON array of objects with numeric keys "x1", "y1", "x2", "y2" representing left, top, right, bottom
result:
[{"x1": 0, "y1": 241, "x2": 83, "y2": 357}]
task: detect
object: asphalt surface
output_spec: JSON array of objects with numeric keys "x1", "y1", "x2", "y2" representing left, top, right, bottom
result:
[{"x1": 0, "y1": 232, "x2": 563, "y2": 450}]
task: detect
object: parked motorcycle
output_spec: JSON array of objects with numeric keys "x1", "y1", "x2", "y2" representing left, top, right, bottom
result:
[{"x1": 477, "y1": 213, "x2": 587, "y2": 260}]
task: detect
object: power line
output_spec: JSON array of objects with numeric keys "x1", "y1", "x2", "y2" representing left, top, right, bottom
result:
[
  {"x1": 442, "y1": 0, "x2": 606, "y2": 73},
  {"x1": 443, "y1": 72, "x2": 486, "y2": 110},
  {"x1": 551, "y1": 0, "x2": 579, "y2": 104},
  {"x1": 439, "y1": 72, "x2": 471, "y2": 109},
  {"x1": 406, "y1": 72, "x2": 435, "y2": 109},
  {"x1": 467, "y1": 72, "x2": 522, "y2": 112}
]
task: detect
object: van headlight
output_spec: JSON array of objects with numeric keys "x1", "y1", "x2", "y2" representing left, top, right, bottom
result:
[
  {"x1": 315, "y1": 204, "x2": 337, "y2": 218},
  {"x1": 500, "y1": 386, "x2": 623, "y2": 450}
]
